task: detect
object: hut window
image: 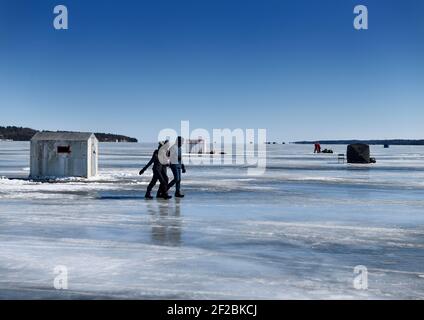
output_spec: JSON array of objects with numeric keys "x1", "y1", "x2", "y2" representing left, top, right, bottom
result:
[{"x1": 57, "y1": 146, "x2": 71, "y2": 154}]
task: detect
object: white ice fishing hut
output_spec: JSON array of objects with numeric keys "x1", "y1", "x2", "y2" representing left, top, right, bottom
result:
[{"x1": 30, "y1": 132, "x2": 98, "y2": 179}]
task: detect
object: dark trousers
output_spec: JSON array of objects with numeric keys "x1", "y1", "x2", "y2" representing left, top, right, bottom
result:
[
  {"x1": 168, "y1": 164, "x2": 182, "y2": 194},
  {"x1": 146, "y1": 167, "x2": 168, "y2": 196}
]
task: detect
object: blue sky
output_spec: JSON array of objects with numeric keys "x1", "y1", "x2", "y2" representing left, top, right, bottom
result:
[{"x1": 0, "y1": 0, "x2": 423, "y2": 142}]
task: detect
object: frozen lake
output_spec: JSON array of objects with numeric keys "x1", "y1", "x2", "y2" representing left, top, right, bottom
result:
[{"x1": 0, "y1": 141, "x2": 424, "y2": 299}]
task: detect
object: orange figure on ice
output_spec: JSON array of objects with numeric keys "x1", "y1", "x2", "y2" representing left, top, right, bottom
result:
[{"x1": 314, "y1": 142, "x2": 321, "y2": 154}]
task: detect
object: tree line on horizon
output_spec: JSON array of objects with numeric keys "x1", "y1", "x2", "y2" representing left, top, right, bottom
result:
[{"x1": 0, "y1": 126, "x2": 138, "y2": 143}]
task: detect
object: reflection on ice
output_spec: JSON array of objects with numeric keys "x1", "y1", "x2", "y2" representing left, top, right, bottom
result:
[{"x1": 148, "y1": 202, "x2": 182, "y2": 247}]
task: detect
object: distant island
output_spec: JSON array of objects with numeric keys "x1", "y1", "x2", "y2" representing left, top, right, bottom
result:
[
  {"x1": 0, "y1": 126, "x2": 138, "y2": 143},
  {"x1": 293, "y1": 139, "x2": 424, "y2": 146}
]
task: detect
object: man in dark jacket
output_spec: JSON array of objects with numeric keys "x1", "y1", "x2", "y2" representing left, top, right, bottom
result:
[{"x1": 139, "y1": 141, "x2": 171, "y2": 199}]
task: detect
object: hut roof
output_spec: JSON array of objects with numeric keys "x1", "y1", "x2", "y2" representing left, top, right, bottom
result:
[{"x1": 31, "y1": 131, "x2": 96, "y2": 141}]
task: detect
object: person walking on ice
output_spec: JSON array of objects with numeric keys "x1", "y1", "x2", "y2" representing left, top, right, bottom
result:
[
  {"x1": 139, "y1": 141, "x2": 172, "y2": 200},
  {"x1": 168, "y1": 136, "x2": 186, "y2": 198}
]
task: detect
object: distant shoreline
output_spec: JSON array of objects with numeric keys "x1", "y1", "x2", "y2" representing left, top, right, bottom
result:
[
  {"x1": 0, "y1": 126, "x2": 138, "y2": 143},
  {"x1": 293, "y1": 139, "x2": 424, "y2": 146}
]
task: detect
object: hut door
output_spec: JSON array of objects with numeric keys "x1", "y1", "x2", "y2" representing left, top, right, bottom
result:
[{"x1": 91, "y1": 140, "x2": 97, "y2": 176}]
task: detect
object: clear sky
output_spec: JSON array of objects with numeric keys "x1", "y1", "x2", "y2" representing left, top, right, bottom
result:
[{"x1": 0, "y1": 0, "x2": 423, "y2": 142}]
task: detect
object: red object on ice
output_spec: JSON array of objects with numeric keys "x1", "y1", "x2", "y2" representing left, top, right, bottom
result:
[{"x1": 314, "y1": 143, "x2": 321, "y2": 153}]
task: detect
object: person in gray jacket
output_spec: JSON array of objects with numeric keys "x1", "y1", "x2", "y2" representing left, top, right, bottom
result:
[{"x1": 168, "y1": 136, "x2": 186, "y2": 198}]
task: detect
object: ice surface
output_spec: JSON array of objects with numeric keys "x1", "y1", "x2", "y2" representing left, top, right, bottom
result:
[{"x1": 0, "y1": 141, "x2": 424, "y2": 299}]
